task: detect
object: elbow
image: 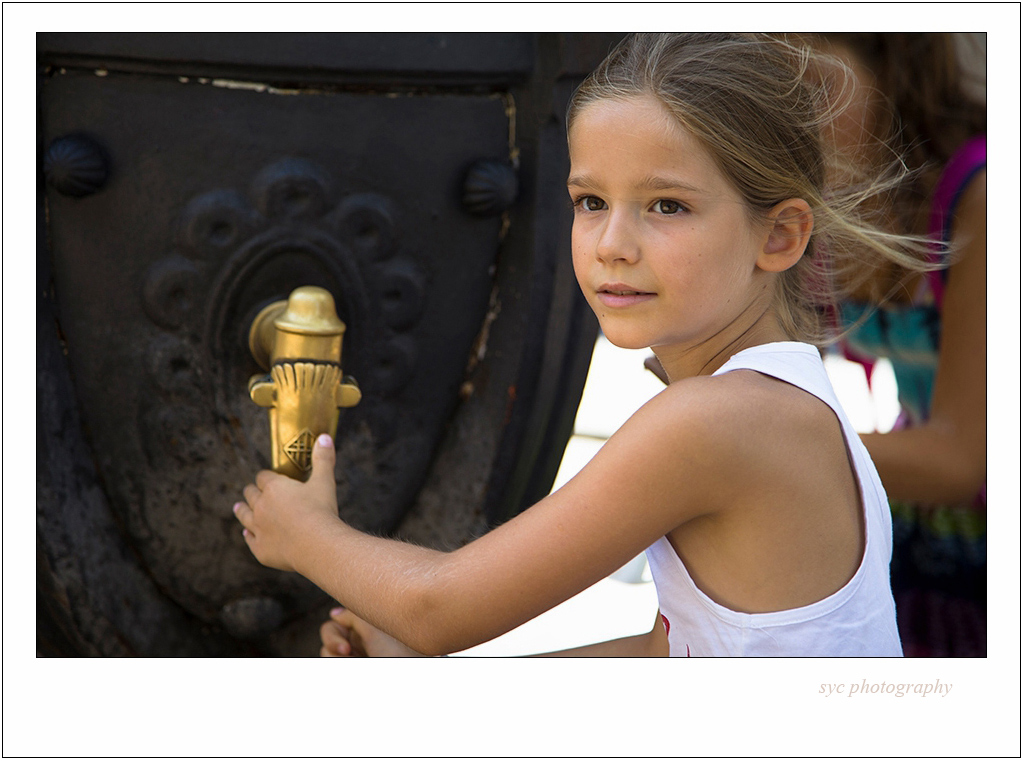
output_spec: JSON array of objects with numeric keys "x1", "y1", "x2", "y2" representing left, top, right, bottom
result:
[
  {"x1": 411, "y1": 637, "x2": 457, "y2": 659},
  {"x1": 396, "y1": 567, "x2": 482, "y2": 656},
  {"x1": 920, "y1": 432, "x2": 986, "y2": 504},
  {"x1": 398, "y1": 622, "x2": 445, "y2": 657},
  {"x1": 410, "y1": 596, "x2": 492, "y2": 656},
  {"x1": 940, "y1": 424, "x2": 987, "y2": 504},
  {"x1": 399, "y1": 601, "x2": 451, "y2": 656},
  {"x1": 945, "y1": 455, "x2": 986, "y2": 504},
  {"x1": 400, "y1": 605, "x2": 477, "y2": 657},
  {"x1": 912, "y1": 419, "x2": 987, "y2": 504},
  {"x1": 392, "y1": 582, "x2": 451, "y2": 656}
]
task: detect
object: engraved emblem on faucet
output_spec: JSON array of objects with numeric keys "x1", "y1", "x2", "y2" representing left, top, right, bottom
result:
[{"x1": 284, "y1": 429, "x2": 316, "y2": 472}]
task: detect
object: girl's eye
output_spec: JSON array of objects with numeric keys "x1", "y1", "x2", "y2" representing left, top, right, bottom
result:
[
  {"x1": 575, "y1": 196, "x2": 607, "y2": 212},
  {"x1": 653, "y1": 199, "x2": 685, "y2": 214}
]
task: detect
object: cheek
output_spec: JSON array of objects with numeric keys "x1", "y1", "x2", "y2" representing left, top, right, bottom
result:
[
  {"x1": 571, "y1": 223, "x2": 591, "y2": 277},
  {"x1": 571, "y1": 240, "x2": 585, "y2": 283},
  {"x1": 671, "y1": 249, "x2": 751, "y2": 306}
]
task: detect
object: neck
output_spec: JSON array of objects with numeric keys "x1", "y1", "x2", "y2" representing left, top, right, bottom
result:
[{"x1": 652, "y1": 302, "x2": 791, "y2": 383}]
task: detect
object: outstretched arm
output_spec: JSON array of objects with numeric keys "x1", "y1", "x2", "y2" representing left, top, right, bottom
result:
[{"x1": 235, "y1": 382, "x2": 727, "y2": 656}]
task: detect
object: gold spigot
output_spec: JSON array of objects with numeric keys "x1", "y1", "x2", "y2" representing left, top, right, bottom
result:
[{"x1": 248, "y1": 286, "x2": 361, "y2": 480}]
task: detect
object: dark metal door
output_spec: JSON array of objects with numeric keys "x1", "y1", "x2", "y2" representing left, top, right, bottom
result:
[{"x1": 37, "y1": 33, "x2": 623, "y2": 655}]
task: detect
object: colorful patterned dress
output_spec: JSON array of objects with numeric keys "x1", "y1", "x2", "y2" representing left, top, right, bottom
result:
[{"x1": 838, "y1": 135, "x2": 987, "y2": 657}]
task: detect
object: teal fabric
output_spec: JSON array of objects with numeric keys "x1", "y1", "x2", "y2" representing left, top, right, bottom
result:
[{"x1": 839, "y1": 296, "x2": 941, "y2": 425}]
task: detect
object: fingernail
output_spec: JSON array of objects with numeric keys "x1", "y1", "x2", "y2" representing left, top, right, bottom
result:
[
  {"x1": 317, "y1": 434, "x2": 332, "y2": 447},
  {"x1": 330, "y1": 606, "x2": 344, "y2": 616},
  {"x1": 232, "y1": 503, "x2": 241, "y2": 514}
]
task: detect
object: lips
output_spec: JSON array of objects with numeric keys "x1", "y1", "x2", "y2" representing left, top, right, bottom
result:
[{"x1": 596, "y1": 282, "x2": 655, "y2": 308}]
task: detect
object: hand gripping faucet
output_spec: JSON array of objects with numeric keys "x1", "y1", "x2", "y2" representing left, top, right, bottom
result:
[{"x1": 247, "y1": 286, "x2": 361, "y2": 480}]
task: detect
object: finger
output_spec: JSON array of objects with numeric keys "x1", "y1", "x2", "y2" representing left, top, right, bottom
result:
[
  {"x1": 320, "y1": 616, "x2": 347, "y2": 643},
  {"x1": 242, "y1": 483, "x2": 261, "y2": 505},
  {"x1": 319, "y1": 620, "x2": 352, "y2": 656},
  {"x1": 232, "y1": 501, "x2": 252, "y2": 527},
  {"x1": 254, "y1": 469, "x2": 278, "y2": 490},
  {"x1": 309, "y1": 434, "x2": 336, "y2": 488},
  {"x1": 329, "y1": 607, "x2": 371, "y2": 655},
  {"x1": 321, "y1": 641, "x2": 353, "y2": 657},
  {"x1": 326, "y1": 608, "x2": 355, "y2": 646},
  {"x1": 330, "y1": 607, "x2": 363, "y2": 632}
]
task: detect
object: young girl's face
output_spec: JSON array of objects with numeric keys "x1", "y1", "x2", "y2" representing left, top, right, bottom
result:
[{"x1": 567, "y1": 94, "x2": 774, "y2": 355}]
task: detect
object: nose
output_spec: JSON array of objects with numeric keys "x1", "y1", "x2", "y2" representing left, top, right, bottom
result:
[{"x1": 594, "y1": 208, "x2": 640, "y2": 265}]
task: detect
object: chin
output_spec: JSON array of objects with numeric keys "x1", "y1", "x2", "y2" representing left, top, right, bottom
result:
[{"x1": 599, "y1": 328, "x2": 652, "y2": 351}]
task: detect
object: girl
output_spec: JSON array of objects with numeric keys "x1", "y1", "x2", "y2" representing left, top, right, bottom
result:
[{"x1": 235, "y1": 33, "x2": 934, "y2": 657}]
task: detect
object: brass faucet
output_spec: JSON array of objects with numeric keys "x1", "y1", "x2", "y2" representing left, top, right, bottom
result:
[{"x1": 248, "y1": 286, "x2": 361, "y2": 480}]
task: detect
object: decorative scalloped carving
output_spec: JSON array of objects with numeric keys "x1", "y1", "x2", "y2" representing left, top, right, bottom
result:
[
  {"x1": 179, "y1": 190, "x2": 259, "y2": 259},
  {"x1": 373, "y1": 335, "x2": 418, "y2": 397},
  {"x1": 141, "y1": 256, "x2": 201, "y2": 330},
  {"x1": 328, "y1": 193, "x2": 398, "y2": 261},
  {"x1": 376, "y1": 260, "x2": 426, "y2": 331},
  {"x1": 141, "y1": 158, "x2": 429, "y2": 468},
  {"x1": 253, "y1": 158, "x2": 332, "y2": 221}
]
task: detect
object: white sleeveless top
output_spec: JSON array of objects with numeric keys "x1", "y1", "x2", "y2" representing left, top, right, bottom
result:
[{"x1": 646, "y1": 342, "x2": 902, "y2": 656}]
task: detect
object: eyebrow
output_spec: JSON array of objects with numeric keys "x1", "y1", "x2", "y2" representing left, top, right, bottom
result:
[
  {"x1": 636, "y1": 175, "x2": 705, "y2": 194},
  {"x1": 566, "y1": 173, "x2": 706, "y2": 195},
  {"x1": 565, "y1": 173, "x2": 598, "y2": 189}
]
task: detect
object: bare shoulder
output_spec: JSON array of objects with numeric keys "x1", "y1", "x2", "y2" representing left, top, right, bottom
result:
[
  {"x1": 550, "y1": 370, "x2": 784, "y2": 534},
  {"x1": 637, "y1": 368, "x2": 830, "y2": 447},
  {"x1": 606, "y1": 368, "x2": 839, "y2": 507},
  {"x1": 614, "y1": 372, "x2": 748, "y2": 457}
]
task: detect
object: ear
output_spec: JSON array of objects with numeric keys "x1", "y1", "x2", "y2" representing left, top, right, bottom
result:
[{"x1": 756, "y1": 198, "x2": 813, "y2": 273}]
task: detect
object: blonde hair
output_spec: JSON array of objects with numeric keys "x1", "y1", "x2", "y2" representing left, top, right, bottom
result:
[{"x1": 568, "y1": 33, "x2": 938, "y2": 345}]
